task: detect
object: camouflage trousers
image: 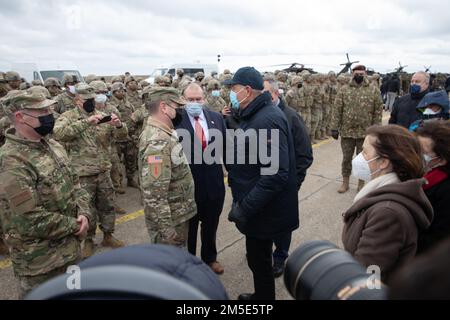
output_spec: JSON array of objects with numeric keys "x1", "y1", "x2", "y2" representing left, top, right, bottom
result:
[
  {"x1": 341, "y1": 138, "x2": 364, "y2": 177},
  {"x1": 310, "y1": 106, "x2": 323, "y2": 140},
  {"x1": 145, "y1": 217, "x2": 189, "y2": 249},
  {"x1": 321, "y1": 104, "x2": 332, "y2": 136},
  {"x1": 17, "y1": 261, "x2": 78, "y2": 299},
  {"x1": 300, "y1": 108, "x2": 311, "y2": 135},
  {"x1": 79, "y1": 172, "x2": 116, "y2": 239},
  {"x1": 110, "y1": 146, "x2": 123, "y2": 190},
  {"x1": 117, "y1": 141, "x2": 137, "y2": 179}
]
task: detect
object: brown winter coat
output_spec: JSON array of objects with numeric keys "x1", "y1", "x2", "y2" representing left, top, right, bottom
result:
[{"x1": 342, "y1": 179, "x2": 433, "y2": 284}]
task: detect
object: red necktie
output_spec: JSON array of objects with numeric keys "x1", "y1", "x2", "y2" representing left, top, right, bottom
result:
[{"x1": 194, "y1": 116, "x2": 207, "y2": 150}]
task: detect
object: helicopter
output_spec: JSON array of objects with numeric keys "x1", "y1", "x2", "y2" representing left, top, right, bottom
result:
[
  {"x1": 263, "y1": 63, "x2": 317, "y2": 74},
  {"x1": 337, "y1": 53, "x2": 360, "y2": 75}
]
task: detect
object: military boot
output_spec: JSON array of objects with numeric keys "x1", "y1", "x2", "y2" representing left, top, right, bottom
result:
[
  {"x1": 101, "y1": 233, "x2": 125, "y2": 248},
  {"x1": 357, "y1": 180, "x2": 365, "y2": 192},
  {"x1": 127, "y1": 175, "x2": 139, "y2": 189},
  {"x1": 338, "y1": 176, "x2": 350, "y2": 194},
  {"x1": 82, "y1": 239, "x2": 95, "y2": 258},
  {"x1": 0, "y1": 239, "x2": 9, "y2": 256}
]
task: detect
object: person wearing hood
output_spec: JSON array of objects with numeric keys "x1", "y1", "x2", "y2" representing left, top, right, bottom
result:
[
  {"x1": 389, "y1": 71, "x2": 430, "y2": 129},
  {"x1": 408, "y1": 90, "x2": 450, "y2": 132},
  {"x1": 225, "y1": 67, "x2": 299, "y2": 300},
  {"x1": 416, "y1": 121, "x2": 450, "y2": 254},
  {"x1": 342, "y1": 124, "x2": 433, "y2": 285}
]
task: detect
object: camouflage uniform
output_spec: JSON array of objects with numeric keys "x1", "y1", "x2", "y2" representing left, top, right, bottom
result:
[
  {"x1": 125, "y1": 77, "x2": 142, "y2": 110},
  {"x1": 109, "y1": 83, "x2": 138, "y2": 187},
  {"x1": 0, "y1": 92, "x2": 91, "y2": 298},
  {"x1": 53, "y1": 84, "x2": 122, "y2": 246},
  {"x1": 205, "y1": 79, "x2": 226, "y2": 113},
  {"x1": 172, "y1": 69, "x2": 186, "y2": 89},
  {"x1": 331, "y1": 76, "x2": 383, "y2": 178},
  {"x1": 44, "y1": 77, "x2": 62, "y2": 98},
  {"x1": 326, "y1": 77, "x2": 338, "y2": 136},
  {"x1": 54, "y1": 91, "x2": 77, "y2": 116},
  {"x1": 138, "y1": 88, "x2": 197, "y2": 247},
  {"x1": 309, "y1": 75, "x2": 324, "y2": 142},
  {"x1": 285, "y1": 76, "x2": 306, "y2": 115}
]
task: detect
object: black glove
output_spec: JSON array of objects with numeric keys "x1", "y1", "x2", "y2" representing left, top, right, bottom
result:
[
  {"x1": 331, "y1": 130, "x2": 339, "y2": 140},
  {"x1": 228, "y1": 202, "x2": 248, "y2": 226}
]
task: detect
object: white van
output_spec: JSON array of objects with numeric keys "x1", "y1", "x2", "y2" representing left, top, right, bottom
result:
[
  {"x1": 11, "y1": 61, "x2": 84, "y2": 84},
  {"x1": 145, "y1": 63, "x2": 219, "y2": 84}
]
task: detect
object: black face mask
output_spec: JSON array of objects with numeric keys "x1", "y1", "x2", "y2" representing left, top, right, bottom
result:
[
  {"x1": 24, "y1": 113, "x2": 55, "y2": 137},
  {"x1": 354, "y1": 75, "x2": 364, "y2": 84},
  {"x1": 83, "y1": 98, "x2": 96, "y2": 113},
  {"x1": 171, "y1": 108, "x2": 183, "y2": 127}
]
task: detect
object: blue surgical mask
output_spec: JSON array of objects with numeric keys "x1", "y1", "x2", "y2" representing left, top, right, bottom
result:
[
  {"x1": 230, "y1": 88, "x2": 246, "y2": 110},
  {"x1": 211, "y1": 90, "x2": 221, "y2": 97},
  {"x1": 185, "y1": 102, "x2": 203, "y2": 117},
  {"x1": 410, "y1": 84, "x2": 421, "y2": 94}
]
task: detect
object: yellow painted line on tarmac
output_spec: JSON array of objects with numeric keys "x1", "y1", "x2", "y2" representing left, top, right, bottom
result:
[{"x1": 1, "y1": 137, "x2": 339, "y2": 270}]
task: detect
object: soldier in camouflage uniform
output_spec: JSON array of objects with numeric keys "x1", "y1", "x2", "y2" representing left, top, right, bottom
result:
[
  {"x1": 172, "y1": 69, "x2": 186, "y2": 89},
  {"x1": 54, "y1": 73, "x2": 80, "y2": 116},
  {"x1": 220, "y1": 73, "x2": 232, "y2": 106},
  {"x1": 4, "y1": 71, "x2": 22, "y2": 92},
  {"x1": 108, "y1": 82, "x2": 139, "y2": 189},
  {"x1": 194, "y1": 72, "x2": 205, "y2": 87},
  {"x1": 308, "y1": 74, "x2": 323, "y2": 144},
  {"x1": 138, "y1": 87, "x2": 197, "y2": 247},
  {"x1": 0, "y1": 91, "x2": 92, "y2": 298},
  {"x1": 44, "y1": 77, "x2": 62, "y2": 98},
  {"x1": 125, "y1": 76, "x2": 142, "y2": 110},
  {"x1": 285, "y1": 76, "x2": 306, "y2": 118},
  {"x1": 53, "y1": 83, "x2": 125, "y2": 258},
  {"x1": 90, "y1": 80, "x2": 129, "y2": 213},
  {"x1": 326, "y1": 72, "x2": 338, "y2": 137},
  {"x1": 331, "y1": 65, "x2": 383, "y2": 193},
  {"x1": 205, "y1": 79, "x2": 227, "y2": 113}
]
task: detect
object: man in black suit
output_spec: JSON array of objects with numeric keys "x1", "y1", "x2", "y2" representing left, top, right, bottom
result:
[{"x1": 176, "y1": 83, "x2": 227, "y2": 275}]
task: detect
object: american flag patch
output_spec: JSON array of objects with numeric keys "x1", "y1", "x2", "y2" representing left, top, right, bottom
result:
[{"x1": 147, "y1": 155, "x2": 163, "y2": 164}]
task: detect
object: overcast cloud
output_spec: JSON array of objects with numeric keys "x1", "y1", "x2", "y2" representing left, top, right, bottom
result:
[{"x1": 0, "y1": 0, "x2": 449, "y2": 76}]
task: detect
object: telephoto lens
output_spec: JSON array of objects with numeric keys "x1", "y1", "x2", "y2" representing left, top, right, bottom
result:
[{"x1": 284, "y1": 240, "x2": 387, "y2": 300}]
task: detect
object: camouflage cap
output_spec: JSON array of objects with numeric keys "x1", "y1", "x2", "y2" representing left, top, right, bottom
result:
[
  {"x1": 31, "y1": 80, "x2": 43, "y2": 86},
  {"x1": 62, "y1": 73, "x2": 79, "y2": 86},
  {"x1": 207, "y1": 79, "x2": 220, "y2": 91},
  {"x1": 139, "y1": 80, "x2": 150, "y2": 88},
  {"x1": 27, "y1": 86, "x2": 51, "y2": 99},
  {"x1": 111, "y1": 82, "x2": 126, "y2": 93},
  {"x1": 146, "y1": 87, "x2": 186, "y2": 105},
  {"x1": 111, "y1": 76, "x2": 123, "y2": 84},
  {"x1": 85, "y1": 74, "x2": 98, "y2": 84},
  {"x1": 19, "y1": 82, "x2": 31, "y2": 90},
  {"x1": 90, "y1": 80, "x2": 108, "y2": 93},
  {"x1": 125, "y1": 76, "x2": 137, "y2": 85},
  {"x1": 1, "y1": 91, "x2": 56, "y2": 116},
  {"x1": 223, "y1": 69, "x2": 231, "y2": 75},
  {"x1": 290, "y1": 76, "x2": 302, "y2": 86},
  {"x1": 44, "y1": 77, "x2": 62, "y2": 88},
  {"x1": 75, "y1": 83, "x2": 96, "y2": 99},
  {"x1": 176, "y1": 69, "x2": 184, "y2": 76},
  {"x1": 194, "y1": 72, "x2": 205, "y2": 80},
  {"x1": 5, "y1": 71, "x2": 21, "y2": 82}
]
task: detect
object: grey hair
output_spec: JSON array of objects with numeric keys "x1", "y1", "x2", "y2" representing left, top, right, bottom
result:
[
  {"x1": 183, "y1": 82, "x2": 204, "y2": 97},
  {"x1": 414, "y1": 71, "x2": 430, "y2": 83},
  {"x1": 264, "y1": 79, "x2": 279, "y2": 93}
]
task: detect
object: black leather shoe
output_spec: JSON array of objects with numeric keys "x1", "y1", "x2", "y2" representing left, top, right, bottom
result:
[
  {"x1": 238, "y1": 293, "x2": 254, "y2": 300},
  {"x1": 273, "y1": 263, "x2": 285, "y2": 278}
]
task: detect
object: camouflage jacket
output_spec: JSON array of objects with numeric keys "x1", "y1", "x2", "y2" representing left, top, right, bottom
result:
[
  {"x1": 109, "y1": 95, "x2": 137, "y2": 140},
  {"x1": 0, "y1": 129, "x2": 92, "y2": 276},
  {"x1": 331, "y1": 77, "x2": 383, "y2": 139},
  {"x1": 220, "y1": 87, "x2": 231, "y2": 106},
  {"x1": 285, "y1": 87, "x2": 306, "y2": 113},
  {"x1": 138, "y1": 117, "x2": 197, "y2": 231},
  {"x1": 131, "y1": 105, "x2": 149, "y2": 136},
  {"x1": 54, "y1": 92, "x2": 77, "y2": 116},
  {"x1": 126, "y1": 90, "x2": 142, "y2": 110},
  {"x1": 53, "y1": 107, "x2": 127, "y2": 175},
  {"x1": 205, "y1": 94, "x2": 226, "y2": 113}
]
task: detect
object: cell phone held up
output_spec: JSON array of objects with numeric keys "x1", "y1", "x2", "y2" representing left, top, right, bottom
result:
[{"x1": 97, "y1": 115, "x2": 112, "y2": 124}]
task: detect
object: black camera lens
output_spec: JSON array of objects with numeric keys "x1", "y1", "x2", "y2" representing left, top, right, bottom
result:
[{"x1": 284, "y1": 240, "x2": 387, "y2": 300}]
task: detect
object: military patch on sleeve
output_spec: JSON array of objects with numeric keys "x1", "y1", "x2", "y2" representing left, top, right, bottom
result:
[{"x1": 147, "y1": 155, "x2": 163, "y2": 179}]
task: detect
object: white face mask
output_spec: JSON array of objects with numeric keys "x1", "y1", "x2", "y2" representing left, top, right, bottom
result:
[
  {"x1": 351, "y1": 152, "x2": 380, "y2": 182},
  {"x1": 68, "y1": 85, "x2": 76, "y2": 95},
  {"x1": 423, "y1": 108, "x2": 440, "y2": 115},
  {"x1": 95, "y1": 94, "x2": 107, "y2": 104}
]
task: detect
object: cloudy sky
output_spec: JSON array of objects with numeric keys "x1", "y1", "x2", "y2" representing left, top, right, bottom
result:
[{"x1": 1, "y1": 0, "x2": 449, "y2": 77}]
